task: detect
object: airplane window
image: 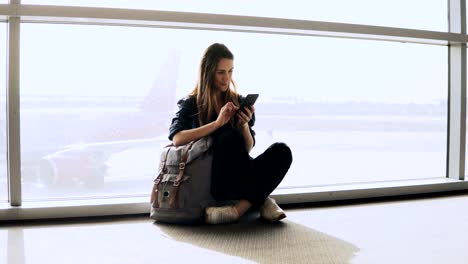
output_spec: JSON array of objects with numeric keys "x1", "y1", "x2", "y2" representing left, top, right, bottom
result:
[
  {"x1": 22, "y1": 0, "x2": 446, "y2": 32},
  {"x1": 19, "y1": 23, "x2": 447, "y2": 200},
  {"x1": 0, "y1": 23, "x2": 7, "y2": 202}
]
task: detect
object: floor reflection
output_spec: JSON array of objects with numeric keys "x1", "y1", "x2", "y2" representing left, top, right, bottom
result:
[
  {"x1": 7, "y1": 229, "x2": 25, "y2": 264},
  {"x1": 156, "y1": 212, "x2": 359, "y2": 264}
]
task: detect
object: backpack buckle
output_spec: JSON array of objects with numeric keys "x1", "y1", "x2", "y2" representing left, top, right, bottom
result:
[{"x1": 179, "y1": 162, "x2": 186, "y2": 170}]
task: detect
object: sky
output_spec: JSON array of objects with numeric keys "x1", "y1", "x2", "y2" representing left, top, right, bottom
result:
[
  {"x1": 14, "y1": 23, "x2": 447, "y2": 104},
  {"x1": 0, "y1": 0, "x2": 454, "y2": 103}
]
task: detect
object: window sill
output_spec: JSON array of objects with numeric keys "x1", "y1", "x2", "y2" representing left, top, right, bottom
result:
[{"x1": 1, "y1": 178, "x2": 467, "y2": 221}]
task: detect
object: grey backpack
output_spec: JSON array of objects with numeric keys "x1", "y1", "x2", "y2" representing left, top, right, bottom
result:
[{"x1": 150, "y1": 137, "x2": 216, "y2": 224}]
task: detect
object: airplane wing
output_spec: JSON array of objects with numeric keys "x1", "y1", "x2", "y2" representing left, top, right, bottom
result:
[{"x1": 37, "y1": 136, "x2": 170, "y2": 187}]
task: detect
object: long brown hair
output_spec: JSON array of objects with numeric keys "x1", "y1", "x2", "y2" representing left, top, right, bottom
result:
[{"x1": 190, "y1": 43, "x2": 239, "y2": 126}]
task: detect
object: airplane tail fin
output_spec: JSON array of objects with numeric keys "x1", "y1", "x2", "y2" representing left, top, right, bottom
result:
[{"x1": 140, "y1": 50, "x2": 180, "y2": 112}]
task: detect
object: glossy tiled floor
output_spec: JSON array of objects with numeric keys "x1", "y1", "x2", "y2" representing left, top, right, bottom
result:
[{"x1": 2, "y1": 192, "x2": 468, "y2": 264}]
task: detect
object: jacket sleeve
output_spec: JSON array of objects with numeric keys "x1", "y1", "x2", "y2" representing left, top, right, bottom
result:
[{"x1": 168, "y1": 97, "x2": 198, "y2": 141}]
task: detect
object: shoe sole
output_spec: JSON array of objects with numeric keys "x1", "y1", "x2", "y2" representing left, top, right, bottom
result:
[
  {"x1": 262, "y1": 212, "x2": 286, "y2": 223},
  {"x1": 274, "y1": 212, "x2": 287, "y2": 222},
  {"x1": 277, "y1": 213, "x2": 286, "y2": 220}
]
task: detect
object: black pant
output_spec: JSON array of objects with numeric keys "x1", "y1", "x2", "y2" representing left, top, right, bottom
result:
[{"x1": 211, "y1": 128, "x2": 293, "y2": 206}]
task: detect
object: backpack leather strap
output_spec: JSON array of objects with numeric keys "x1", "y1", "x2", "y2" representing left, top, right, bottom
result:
[
  {"x1": 169, "y1": 141, "x2": 195, "y2": 208},
  {"x1": 151, "y1": 146, "x2": 172, "y2": 207}
]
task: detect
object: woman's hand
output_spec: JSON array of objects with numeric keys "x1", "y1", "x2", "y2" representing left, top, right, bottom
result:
[
  {"x1": 216, "y1": 102, "x2": 239, "y2": 127},
  {"x1": 236, "y1": 105, "x2": 255, "y2": 128}
]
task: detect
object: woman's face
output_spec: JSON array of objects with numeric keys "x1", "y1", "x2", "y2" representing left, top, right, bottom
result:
[{"x1": 214, "y1": 58, "x2": 233, "y2": 92}]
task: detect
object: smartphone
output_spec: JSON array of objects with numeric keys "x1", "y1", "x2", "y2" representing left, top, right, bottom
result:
[{"x1": 239, "y1": 94, "x2": 259, "y2": 112}]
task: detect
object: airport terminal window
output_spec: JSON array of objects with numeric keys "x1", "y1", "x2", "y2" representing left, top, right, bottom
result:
[
  {"x1": 19, "y1": 23, "x2": 447, "y2": 201},
  {"x1": 21, "y1": 24, "x2": 179, "y2": 200},
  {"x1": 244, "y1": 37, "x2": 447, "y2": 187},
  {"x1": 21, "y1": 24, "x2": 240, "y2": 200},
  {"x1": 23, "y1": 0, "x2": 446, "y2": 32},
  {"x1": 0, "y1": 23, "x2": 7, "y2": 202}
]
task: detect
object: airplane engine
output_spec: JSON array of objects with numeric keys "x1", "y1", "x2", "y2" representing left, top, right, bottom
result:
[{"x1": 37, "y1": 148, "x2": 108, "y2": 188}]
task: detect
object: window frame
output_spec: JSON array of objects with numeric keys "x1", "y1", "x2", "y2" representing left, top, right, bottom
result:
[{"x1": 0, "y1": 1, "x2": 467, "y2": 220}]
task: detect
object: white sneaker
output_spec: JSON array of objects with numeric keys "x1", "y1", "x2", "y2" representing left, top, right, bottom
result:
[
  {"x1": 260, "y1": 197, "x2": 286, "y2": 222},
  {"x1": 205, "y1": 206, "x2": 239, "y2": 224}
]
